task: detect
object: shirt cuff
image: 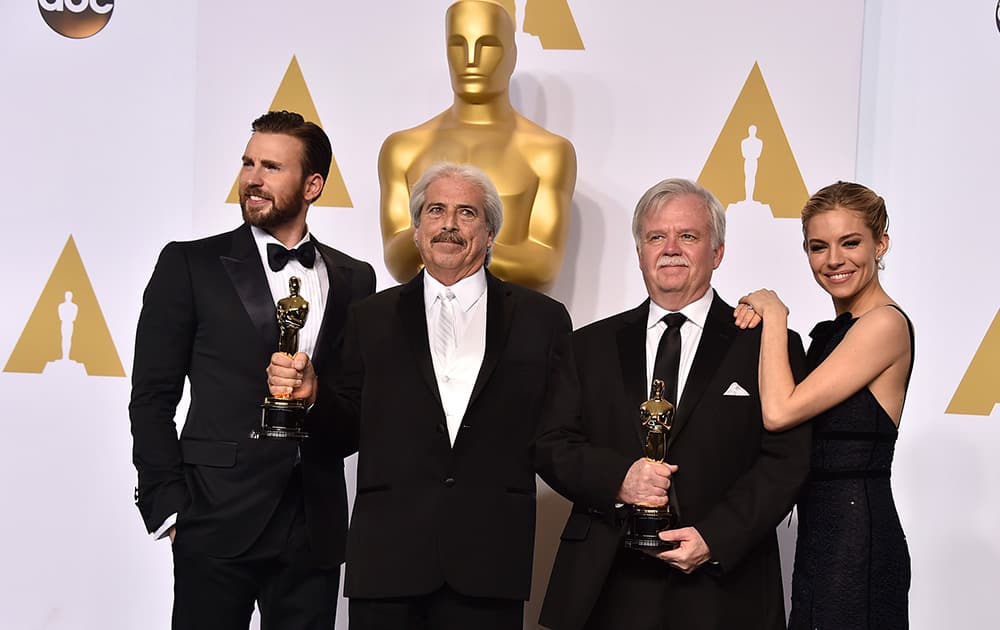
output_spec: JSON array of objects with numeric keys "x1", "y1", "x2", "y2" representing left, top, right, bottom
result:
[{"x1": 153, "y1": 513, "x2": 177, "y2": 540}]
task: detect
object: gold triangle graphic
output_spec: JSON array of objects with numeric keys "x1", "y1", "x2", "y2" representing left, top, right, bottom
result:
[
  {"x1": 523, "y1": 0, "x2": 584, "y2": 50},
  {"x1": 4, "y1": 235, "x2": 125, "y2": 377},
  {"x1": 697, "y1": 62, "x2": 808, "y2": 218},
  {"x1": 947, "y1": 308, "x2": 1000, "y2": 416},
  {"x1": 226, "y1": 55, "x2": 353, "y2": 207}
]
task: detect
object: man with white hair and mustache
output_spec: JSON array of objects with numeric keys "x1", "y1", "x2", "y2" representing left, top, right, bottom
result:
[
  {"x1": 534, "y1": 178, "x2": 812, "y2": 630},
  {"x1": 269, "y1": 161, "x2": 571, "y2": 629}
]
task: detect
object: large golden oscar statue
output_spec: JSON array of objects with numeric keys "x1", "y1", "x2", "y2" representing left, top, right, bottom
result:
[{"x1": 379, "y1": 0, "x2": 577, "y2": 291}]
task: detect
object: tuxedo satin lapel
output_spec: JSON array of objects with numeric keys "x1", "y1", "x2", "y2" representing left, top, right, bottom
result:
[
  {"x1": 468, "y1": 272, "x2": 513, "y2": 407},
  {"x1": 617, "y1": 300, "x2": 651, "y2": 450},
  {"x1": 220, "y1": 224, "x2": 278, "y2": 350},
  {"x1": 311, "y1": 241, "x2": 353, "y2": 368},
  {"x1": 398, "y1": 272, "x2": 442, "y2": 406},
  {"x1": 668, "y1": 295, "x2": 736, "y2": 449}
]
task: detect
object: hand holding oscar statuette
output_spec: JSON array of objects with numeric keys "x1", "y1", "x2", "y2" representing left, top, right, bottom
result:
[
  {"x1": 624, "y1": 379, "x2": 679, "y2": 551},
  {"x1": 251, "y1": 277, "x2": 311, "y2": 440}
]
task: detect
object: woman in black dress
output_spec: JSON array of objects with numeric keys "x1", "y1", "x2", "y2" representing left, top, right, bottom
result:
[{"x1": 736, "y1": 182, "x2": 913, "y2": 629}]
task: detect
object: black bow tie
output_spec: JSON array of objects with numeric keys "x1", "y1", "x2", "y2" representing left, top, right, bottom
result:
[{"x1": 267, "y1": 241, "x2": 316, "y2": 272}]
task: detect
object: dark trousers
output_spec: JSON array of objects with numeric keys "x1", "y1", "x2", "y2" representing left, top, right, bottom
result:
[
  {"x1": 171, "y1": 467, "x2": 340, "y2": 630},
  {"x1": 349, "y1": 584, "x2": 524, "y2": 630},
  {"x1": 583, "y1": 548, "x2": 773, "y2": 630},
  {"x1": 583, "y1": 549, "x2": 673, "y2": 630}
]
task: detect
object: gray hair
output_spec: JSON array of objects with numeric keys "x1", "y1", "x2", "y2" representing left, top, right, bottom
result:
[
  {"x1": 631, "y1": 178, "x2": 726, "y2": 250},
  {"x1": 409, "y1": 162, "x2": 504, "y2": 264}
]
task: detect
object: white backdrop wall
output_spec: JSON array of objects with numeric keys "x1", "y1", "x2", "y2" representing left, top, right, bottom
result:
[
  {"x1": 0, "y1": 1, "x2": 997, "y2": 628},
  {"x1": 855, "y1": 3, "x2": 1000, "y2": 627}
]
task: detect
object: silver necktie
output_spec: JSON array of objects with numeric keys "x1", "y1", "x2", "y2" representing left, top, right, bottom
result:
[{"x1": 433, "y1": 288, "x2": 457, "y2": 363}]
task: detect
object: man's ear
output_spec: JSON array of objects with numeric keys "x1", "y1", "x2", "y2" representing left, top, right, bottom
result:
[{"x1": 304, "y1": 173, "x2": 325, "y2": 204}]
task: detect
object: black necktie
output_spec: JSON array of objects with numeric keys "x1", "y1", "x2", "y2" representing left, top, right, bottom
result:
[
  {"x1": 653, "y1": 312, "x2": 687, "y2": 406},
  {"x1": 267, "y1": 241, "x2": 316, "y2": 272}
]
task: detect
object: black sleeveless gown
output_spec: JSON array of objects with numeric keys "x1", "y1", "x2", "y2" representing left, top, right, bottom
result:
[{"x1": 787, "y1": 308, "x2": 913, "y2": 630}]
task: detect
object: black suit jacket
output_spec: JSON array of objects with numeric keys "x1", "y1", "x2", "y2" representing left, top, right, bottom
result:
[
  {"x1": 129, "y1": 223, "x2": 375, "y2": 565},
  {"x1": 338, "y1": 270, "x2": 571, "y2": 601},
  {"x1": 535, "y1": 293, "x2": 811, "y2": 630}
]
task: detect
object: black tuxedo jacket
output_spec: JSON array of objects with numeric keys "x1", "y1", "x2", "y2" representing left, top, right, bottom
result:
[
  {"x1": 129, "y1": 223, "x2": 375, "y2": 565},
  {"x1": 337, "y1": 270, "x2": 571, "y2": 601},
  {"x1": 535, "y1": 293, "x2": 811, "y2": 630}
]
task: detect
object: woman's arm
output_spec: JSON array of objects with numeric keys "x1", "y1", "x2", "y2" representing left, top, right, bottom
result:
[{"x1": 739, "y1": 291, "x2": 910, "y2": 431}]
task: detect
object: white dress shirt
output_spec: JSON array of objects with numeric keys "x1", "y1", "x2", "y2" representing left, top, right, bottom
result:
[
  {"x1": 424, "y1": 268, "x2": 488, "y2": 446},
  {"x1": 645, "y1": 287, "x2": 715, "y2": 409}
]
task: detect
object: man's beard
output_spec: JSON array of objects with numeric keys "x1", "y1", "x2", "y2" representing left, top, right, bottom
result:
[{"x1": 240, "y1": 186, "x2": 304, "y2": 231}]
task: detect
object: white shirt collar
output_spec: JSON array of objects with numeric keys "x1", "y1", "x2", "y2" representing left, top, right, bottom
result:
[
  {"x1": 647, "y1": 287, "x2": 715, "y2": 331},
  {"x1": 423, "y1": 268, "x2": 487, "y2": 314},
  {"x1": 250, "y1": 224, "x2": 312, "y2": 250}
]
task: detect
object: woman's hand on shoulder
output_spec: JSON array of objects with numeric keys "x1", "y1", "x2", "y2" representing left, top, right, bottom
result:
[{"x1": 734, "y1": 289, "x2": 788, "y2": 329}]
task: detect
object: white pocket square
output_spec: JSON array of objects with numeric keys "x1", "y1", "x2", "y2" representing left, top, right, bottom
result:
[{"x1": 723, "y1": 382, "x2": 750, "y2": 397}]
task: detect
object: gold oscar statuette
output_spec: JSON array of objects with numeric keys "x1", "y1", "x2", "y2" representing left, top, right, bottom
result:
[
  {"x1": 251, "y1": 276, "x2": 311, "y2": 440},
  {"x1": 624, "y1": 378, "x2": 679, "y2": 551},
  {"x1": 378, "y1": 0, "x2": 577, "y2": 291}
]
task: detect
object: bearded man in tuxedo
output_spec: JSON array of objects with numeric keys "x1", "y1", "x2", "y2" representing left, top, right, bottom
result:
[{"x1": 130, "y1": 110, "x2": 375, "y2": 629}]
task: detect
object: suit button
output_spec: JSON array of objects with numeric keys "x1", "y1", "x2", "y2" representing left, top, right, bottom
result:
[
  {"x1": 444, "y1": 477, "x2": 456, "y2": 487},
  {"x1": 436, "y1": 423, "x2": 447, "y2": 434}
]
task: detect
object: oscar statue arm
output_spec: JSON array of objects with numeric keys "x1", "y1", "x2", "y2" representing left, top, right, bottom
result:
[
  {"x1": 488, "y1": 135, "x2": 577, "y2": 290},
  {"x1": 378, "y1": 131, "x2": 424, "y2": 283}
]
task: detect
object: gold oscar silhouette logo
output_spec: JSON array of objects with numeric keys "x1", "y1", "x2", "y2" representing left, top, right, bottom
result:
[
  {"x1": 947, "y1": 308, "x2": 999, "y2": 416},
  {"x1": 226, "y1": 56, "x2": 353, "y2": 208},
  {"x1": 494, "y1": 0, "x2": 584, "y2": 50},
  {"x1": 4, "y1": 236, "x2": 124, "y2": 377},
  {"x1": 38, "y1": 0, "x2": 114, "y2": 39},
  {"x1": 698, "y1": 62, "x2": 808, "y2": 219}
]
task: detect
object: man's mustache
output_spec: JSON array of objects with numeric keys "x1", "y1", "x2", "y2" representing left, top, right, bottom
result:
[
  {"x1": 242, "y1": 186, "x2": 273, "y2": 201},
  {"x1": 432, "y1": 231, "x2": 466, "y2": 246},
  {"x1": 657, "y1": 255, "x2": 688, "y2": 268}
]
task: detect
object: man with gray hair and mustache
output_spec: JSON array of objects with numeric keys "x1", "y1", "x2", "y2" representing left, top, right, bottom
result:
[
  {"x1": 534, "y1": 178, "x2": 812, "y2": 629},
  {"x1": 269, "y1": 161, "x2": 571, "y2": 629}
]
